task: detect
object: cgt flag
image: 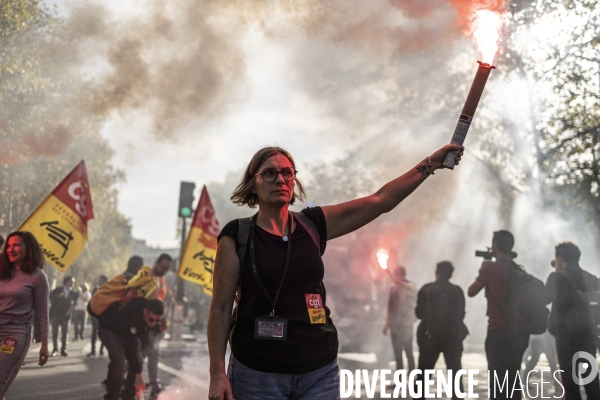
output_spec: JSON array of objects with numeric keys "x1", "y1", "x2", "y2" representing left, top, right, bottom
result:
[
  {"x1": 178, "y1": 185, "x2": 220, "y2": 295},
  {"x1": 19, "y1": 160, "x2": 94, "y2": 273}
]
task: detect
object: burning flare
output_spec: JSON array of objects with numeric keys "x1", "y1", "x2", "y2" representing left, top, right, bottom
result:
[
  {"x1": 376, "y1": 248, "x2": 389, "y2": 270},
  {"x1": 472, "y1": 10, "x2": 503, "y2": 65}
]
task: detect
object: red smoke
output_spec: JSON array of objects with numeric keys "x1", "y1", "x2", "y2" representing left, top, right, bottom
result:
[
  {"x1": 449, "y1": 0, "x2": 507, "y2": 32},
  {"x1": 390, "y1": 0, "x2": 507, "y2": 32},
  {"x1": 0, "y1": 124, "x2": 72, "y2": 165}
]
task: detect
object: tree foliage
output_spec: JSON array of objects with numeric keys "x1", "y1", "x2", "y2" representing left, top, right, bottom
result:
[
  {"x1": 0, "y1": 0, "x2": 131, "y2": 286},
  {"x1": 472, "y1": 0, "x2": 600, "y2": 250}
]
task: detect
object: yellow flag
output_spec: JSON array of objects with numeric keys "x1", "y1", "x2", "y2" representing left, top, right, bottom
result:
[
  {"x1": 178, "y1": 185, "x2": 220, "y2": 295},
  {"x1": 20, "y1": 161, "x2": 94, "y2": 272}
]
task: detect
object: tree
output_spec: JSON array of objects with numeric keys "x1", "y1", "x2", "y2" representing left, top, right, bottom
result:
[
  {"x1": 0, "y1": 0, "x2": 131, "y2": 285},
  {"x1": 471, "y1": 0, "x2": 600, "y2": 254}
]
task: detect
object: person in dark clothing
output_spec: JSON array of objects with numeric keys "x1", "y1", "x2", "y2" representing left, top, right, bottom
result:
[
  {"x1": 87, "y1": 274, "x2": 108, "y2": 357},
  {"x1": 468, "y1": 230, "x2": 529, "y2": 400},
  {"x1": 414, "y1": 261, "x2": 468, "y2": 400},
  {"x1": 546, "y1": 241, "x2": 600, "y2": 400},
  {"x1": 382, "y1": 262, "x2": 417, "y2": 372},
  {"x1": 207, "y1": 145, "x2": 464, "y2": 400},
  {"x1": 49, "y1": 275, "x2": 78, "y2": 356},
  {"x1": 98, "y1": 298, "x2": 165, "y2": 400}
]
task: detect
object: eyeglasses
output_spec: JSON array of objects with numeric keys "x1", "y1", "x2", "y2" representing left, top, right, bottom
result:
[{"x1": 255, "y1": 167, "x2": 297, "y2": 183}]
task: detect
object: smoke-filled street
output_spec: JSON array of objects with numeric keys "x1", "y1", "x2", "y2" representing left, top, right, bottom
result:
[{"x1": 2, "y1": 0, "x2": 600, "y2": 399}]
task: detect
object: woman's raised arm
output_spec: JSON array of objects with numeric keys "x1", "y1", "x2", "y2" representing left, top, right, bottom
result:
[{"x1": 323, "y1": 144, "x2": 463, "y2": 240}]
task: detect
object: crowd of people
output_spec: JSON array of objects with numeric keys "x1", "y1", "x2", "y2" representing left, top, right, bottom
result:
[
  {"x1": 1, "y1": 143, "x2": 599, "y2": 400},
  {"x1": 383, "y1": 230, "x2": 600, "y2": 400}
]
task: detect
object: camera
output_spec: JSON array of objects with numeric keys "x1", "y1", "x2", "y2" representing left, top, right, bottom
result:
[{"x1": 475, "y1": 248, "x2": 493, "y2": 260}]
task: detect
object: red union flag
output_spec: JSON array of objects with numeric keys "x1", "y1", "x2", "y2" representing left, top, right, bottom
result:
[
  {"x1": 178, "y1": 185, "x2": 220, "y2": 294},
  {"x1": 20, "y1": 161, "x2": 94, "y2": 272}
]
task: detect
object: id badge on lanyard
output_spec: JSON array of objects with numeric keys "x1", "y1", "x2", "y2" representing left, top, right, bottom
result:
[
  {"x1": 250, "y1": 213, "x2": 292, "y2": 341},
  {"x1": 254, "y1": 315, "x2": 288, "y2": 341}
]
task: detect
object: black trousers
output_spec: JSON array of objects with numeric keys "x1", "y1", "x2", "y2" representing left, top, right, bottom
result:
[
  {"x1": 555, "y1": 334, "x2": 600, "y2": 400},
  {"x1": 51, "y1": 315, "x2": 70, "y2": 352},
  {"x1": 414, "y1": 335, "x2": 463, "y2": 400},
  {"x1": 485, "y1": 329, "x2": 528, "y2": 400},
  {"x1": 98, "y1": 327, "x2": 136, "y2": 400},
  {"x1": 90, "y1": 316, "x2": 104, "y2": 354}
]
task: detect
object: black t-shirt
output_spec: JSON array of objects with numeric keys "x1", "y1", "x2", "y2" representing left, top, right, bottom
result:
[{"x1": 218, "y1": 207, "x2": 338, "y2": 374}]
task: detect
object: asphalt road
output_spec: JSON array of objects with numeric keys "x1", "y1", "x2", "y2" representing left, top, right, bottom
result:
[
  {"x1": 6, "y1": 334, "x2": 561, "y2": 400},
  {"x1": 7, "y1": 333, "x2": 210, "y2": 400}
]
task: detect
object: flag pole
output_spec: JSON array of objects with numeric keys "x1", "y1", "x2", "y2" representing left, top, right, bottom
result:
[{"x1": 168, "y1": 214, "x2": 188, "y2": 347}]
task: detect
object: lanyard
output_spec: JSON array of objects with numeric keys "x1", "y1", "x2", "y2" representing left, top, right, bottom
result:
[{"x1": 249, "y1": 212, "x2": 293, "y2": 317}]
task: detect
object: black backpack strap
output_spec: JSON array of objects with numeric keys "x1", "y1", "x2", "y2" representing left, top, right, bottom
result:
[
  {"x1": 230, "y1": 217, "x2": 251, "y2": 338},
  {"x1": 292, "y1": 211, "x2": 321, "y2": 255},
  {"x1": 236, "y1": 217, "x2": 251, "y2": 299}
]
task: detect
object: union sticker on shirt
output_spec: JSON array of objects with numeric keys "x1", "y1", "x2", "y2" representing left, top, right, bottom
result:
[
  {"x1": 305, "y1": 294, "x2": 326, "y2": 324},
  {"x1": 1, "y1": 338, "x2": 18, "y2": 355}
]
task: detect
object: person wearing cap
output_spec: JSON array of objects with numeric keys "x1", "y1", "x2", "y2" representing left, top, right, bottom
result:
[{"x1": 468, "y1": 230, "x2": 528, "y2": 400}]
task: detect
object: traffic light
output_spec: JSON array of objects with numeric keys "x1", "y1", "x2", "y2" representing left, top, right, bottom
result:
[{"x1": 178, "y1": 181, "x2": 195, "y2": 218}]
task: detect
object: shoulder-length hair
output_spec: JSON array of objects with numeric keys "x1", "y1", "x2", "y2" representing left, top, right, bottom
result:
[
  {"x1": 231, "y1": 146, "x2": 306, "y2": 209},
  {"x1": 0, "y1": 231, "x2": 45, "y2": 281}
]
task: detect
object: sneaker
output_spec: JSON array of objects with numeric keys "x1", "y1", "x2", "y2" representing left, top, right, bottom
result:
[
  {"x1": 60, "y1": 350, "x2": 68, "y2": 356},
  {"x1": 51, "y1": 349, "x2": 58, "y2": 357},
  {"x1": 150, "y1": 383, "x2": 163, "y2": 400},
  {"x1": 86, "y1": 351, "x2": 96, "y2": 357}
]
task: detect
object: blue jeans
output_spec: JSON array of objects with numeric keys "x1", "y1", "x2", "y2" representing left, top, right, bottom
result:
[
  {"x1": 227, "y1": 354, "x2": 340, "y2": 400},
  {"x1": 0, "y1": 322, "x2": 31, "y2": 399},
  {"x1": 142, "y1": 329, "x2": 162, "y2": 391}
]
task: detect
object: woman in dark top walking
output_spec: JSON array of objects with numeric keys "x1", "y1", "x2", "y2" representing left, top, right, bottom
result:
[
  {"x1": 208, "y1": 144, "x2": 463, "y2": 400},
  {"x1": 0, "y1": 231, "x2": 50, "y2": 398}
]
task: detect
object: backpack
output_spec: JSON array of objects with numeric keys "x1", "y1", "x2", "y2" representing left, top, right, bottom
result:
[
  {"x1": 88, "y1": 266, "x2": 157, "y2": 317},
  {"x1": 558, "y1": 269, "x2": 600, "y2": 338},
  {"x1": 229, "y1": 211, "x2": 321, "y2": 334},
  {"x1": 489, "y1": 260, "x2": 549, "y2": 337},
  {"x1": 423, "y1": 283, "x2": 466, "y2": 340}
]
